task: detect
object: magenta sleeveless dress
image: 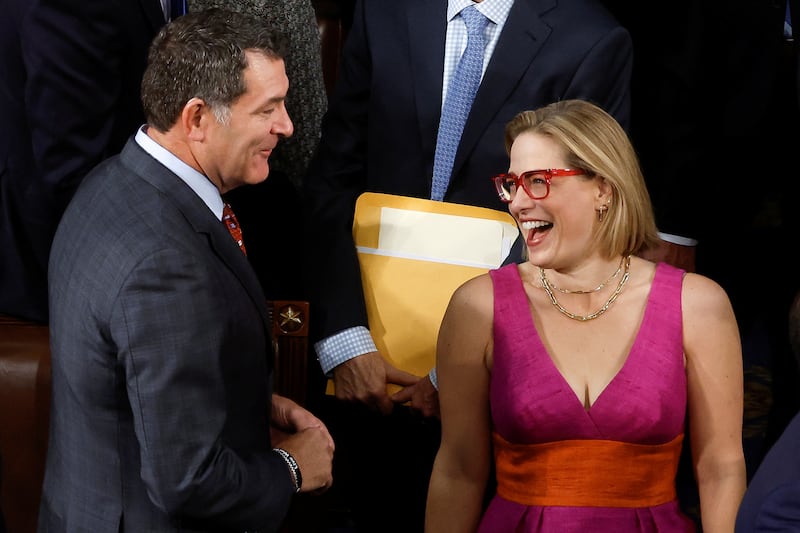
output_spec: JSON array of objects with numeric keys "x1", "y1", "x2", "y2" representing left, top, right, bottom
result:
[{"x1": 477, "y1": 263, "x2": 696, "y2": 533}]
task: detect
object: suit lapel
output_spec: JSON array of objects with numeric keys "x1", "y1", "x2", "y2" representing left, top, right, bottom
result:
[
  {"x1": 120, "y1": 140, "x2": 270, "y2": 326},
  {"x1": 408, "y1": 0, "x2": 448, "y2": 165},
  {"x1": 205, "y1": 218, "x2": 270, "y2": 324},
  {"x1": 452, "y1": 0, "x2": 553, "y2": 180}
]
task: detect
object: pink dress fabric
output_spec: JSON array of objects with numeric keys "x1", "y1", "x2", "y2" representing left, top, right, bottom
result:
[{"x1": 478, "y1": 262, "x2": 696, "y2": 533}]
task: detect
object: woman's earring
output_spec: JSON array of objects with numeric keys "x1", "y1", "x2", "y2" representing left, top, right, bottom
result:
[{"x1": 597, "y1": 204, "x2": 608, "y2": 222}]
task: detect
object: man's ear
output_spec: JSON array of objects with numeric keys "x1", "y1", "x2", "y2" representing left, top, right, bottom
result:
[{"x1": 181, "y1": 97, "x2": 209, "y2": 141}]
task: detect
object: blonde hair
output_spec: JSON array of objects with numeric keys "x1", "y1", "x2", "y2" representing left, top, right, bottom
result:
[{"x1": 504, "y1": 99, "x2": 660, "y2": 257}]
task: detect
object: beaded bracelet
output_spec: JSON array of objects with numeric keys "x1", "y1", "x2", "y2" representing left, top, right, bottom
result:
[{"x1": 272, "y1": 448, "x2": 302, "y2": 492}]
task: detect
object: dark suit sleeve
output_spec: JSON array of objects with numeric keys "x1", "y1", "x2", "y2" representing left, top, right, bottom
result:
[
  {"x1": 747, "y1": 485, "x2": 800, "y2": 531},
  {"x1": 563, "y1": 25, "x2": 633, "y2": 132},
  {"x1": 302, "y1": 0, "x2": 372, "y2": 342},
  {"x1": 735, "y1": 413, "x2": 800, "y2": 532},
  {"x1": 0, "y1": 0, "x2": 160, "y2": 322},
  {"x1": 21, "y1": 0, "x2": 155, "y2": 213},
  {"x1": 110, "y1": 247, "x2": 293, "y2": 529}
]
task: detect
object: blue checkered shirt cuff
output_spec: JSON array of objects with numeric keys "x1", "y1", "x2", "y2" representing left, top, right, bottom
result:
[
  {"x1": 314, "y1": 326, "x2": 378, "y2": 375},
  {"x1": 428, "y1": 367, "x2": 438, "y2": 390}
]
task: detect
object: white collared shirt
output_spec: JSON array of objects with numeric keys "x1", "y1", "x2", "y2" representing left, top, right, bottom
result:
[{"x1": 134, "y1": 126, "x2": 225, "y2": 221}]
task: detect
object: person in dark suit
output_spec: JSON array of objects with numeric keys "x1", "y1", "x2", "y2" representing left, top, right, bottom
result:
[
  {"x1": 0, "y1": 0, "x2": 167, "y2": 324},
  {"x1": 38, "y1": 9, "x2": 334, "y2": 532},
  {"x1": 302, "y1": 0, "x2": 633, "y2": 530},
  {"x1": 735, "y1": 289, "x2": 800, "y2": 531}
]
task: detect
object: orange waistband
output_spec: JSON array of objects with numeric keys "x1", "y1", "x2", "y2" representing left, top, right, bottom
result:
[{"x1": 493, "y1": 432, "x2": 683, "y2": 507}]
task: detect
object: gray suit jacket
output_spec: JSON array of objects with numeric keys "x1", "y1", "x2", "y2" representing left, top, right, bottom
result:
[{"x1": 39, "y1": 138, "x2": 293, "y2": 532}]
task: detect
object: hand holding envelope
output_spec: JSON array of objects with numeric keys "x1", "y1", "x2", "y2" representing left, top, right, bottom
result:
[{"x1": 327, "y1": 192, "x2": 518, "y2": 396}]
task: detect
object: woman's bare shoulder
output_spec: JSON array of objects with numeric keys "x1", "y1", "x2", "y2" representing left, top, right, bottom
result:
[
  {"x1": 680, "y1": 271, "x2": 737, "y2": 336},
  {"x1": 445, "y1": 271, "x2": 499, "y2": 320}
]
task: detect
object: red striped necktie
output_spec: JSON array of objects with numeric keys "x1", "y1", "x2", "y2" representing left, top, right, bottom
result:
[{"x1": 222, "y1": 203, "x2": 247, "y2": 256}]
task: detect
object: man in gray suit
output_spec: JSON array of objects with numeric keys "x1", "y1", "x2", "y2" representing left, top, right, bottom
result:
[{"x1": 38, "y1": 9, "x2": 333, "y2": 533}]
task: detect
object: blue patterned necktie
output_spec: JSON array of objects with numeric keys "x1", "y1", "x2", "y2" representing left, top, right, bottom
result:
[{"x1": 431, "y1": 5, "x2": 489, "y2": 201}]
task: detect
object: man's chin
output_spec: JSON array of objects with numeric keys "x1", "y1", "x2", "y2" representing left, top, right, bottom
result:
[{"x1": 247, "y1": 164, "x2": 271, "y2": 185}]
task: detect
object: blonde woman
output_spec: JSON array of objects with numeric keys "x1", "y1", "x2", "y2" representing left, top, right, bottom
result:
[{"x1": 426, "y1": 99, "x2": 745, "y2": 532}]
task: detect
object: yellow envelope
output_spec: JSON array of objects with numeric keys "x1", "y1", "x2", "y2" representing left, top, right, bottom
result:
[{"x1": 327, "y1": 192, "x2": 518, "y2": 395}]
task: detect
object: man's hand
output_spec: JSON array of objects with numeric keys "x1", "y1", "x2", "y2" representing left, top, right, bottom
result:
[
  {"x1": 638, "y1": 239, "x2": 696, "y2": 272},
  {"x1": 270, "y1": 394, "x2": 335, "y2": 449},
  {"x1": 391, "y1": 375, "x2": 440, "y2": 419},
  {"x1": 269, "y1": 394, "x2": 335, "y2": 493},
  {"x1": 275, "y1": 425, "x2": 335, "y2": 494},
  {"x1": 333, "y1": 351, "x2": 419, "y2": 415}
]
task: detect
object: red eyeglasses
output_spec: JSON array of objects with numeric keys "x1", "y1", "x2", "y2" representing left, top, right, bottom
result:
[{"x1": 491, "y1": 168, "x2": 588, "y2": 202}]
